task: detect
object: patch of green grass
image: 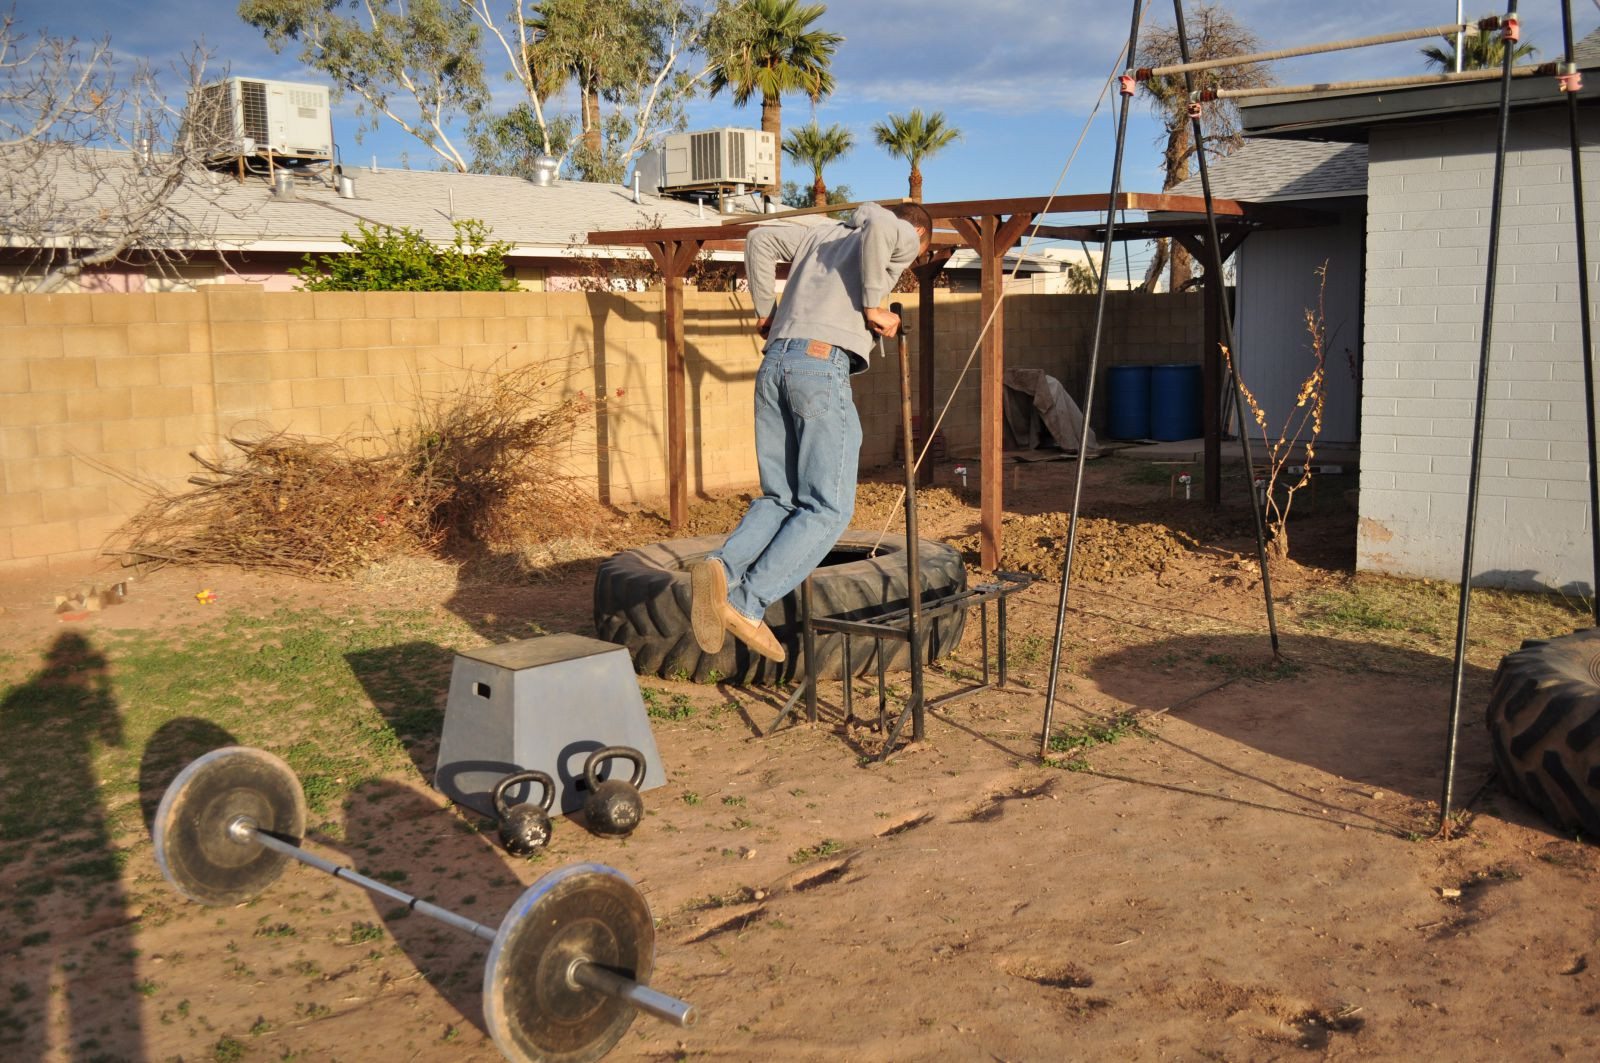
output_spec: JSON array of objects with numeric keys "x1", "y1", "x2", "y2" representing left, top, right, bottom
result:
[
  {"x1": 1298, "y1": 590, "x2": 1407, "y2": 632},
  {"x1": 642, "y1": 688, "x2": 695, "y2": 721},
  {"x1": 1202, "y1": 653, "x2": 1303, "y2": 682},
  {"x1": 347, "y1": 922, "x2": 384, "y2": 944},
  {"x1": 681, "y1": 792, "x2": 701, "y2": 805},
  {"x1": 720, "y1": 795, "x2": 745, "y2": 807},
  {"x1": 1046, "y1": 711, "x2": 1150, "y2": 771},
  {"x1": 254, "y1": 922, "x2": 296, "y2": 939},
  {"x1": 1010, "y1": 634, "x2": 1049, "y2": 668},
  {"x1": 213, "y1": 1035, "x2": 246, "y2": 1063},
  {"x1": 789, "y1": 839, "x2": 840, "y2": 864}
]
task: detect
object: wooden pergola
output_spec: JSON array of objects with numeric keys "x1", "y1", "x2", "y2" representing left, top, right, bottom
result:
[{"x1": 588, "y1": 193, "x2": 1327, "y2": 569}]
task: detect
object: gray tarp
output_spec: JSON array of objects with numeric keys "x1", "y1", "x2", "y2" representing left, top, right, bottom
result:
[{"x1": 1002, "y1": 368, "x2": 1099, "y2": 454}]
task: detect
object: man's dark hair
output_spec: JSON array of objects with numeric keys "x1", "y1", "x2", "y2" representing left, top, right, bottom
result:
[{"x1": 889, "y1": 202, "x2": 932, "y2": 233}]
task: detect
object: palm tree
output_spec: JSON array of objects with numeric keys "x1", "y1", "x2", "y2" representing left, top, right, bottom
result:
[
  {"x1": 706, "y1": 0, "x2": 842, "y2": 194},
  {"x1": 1421, "y1": 20, "x2": 1537, "y2": 71},
  {"x1": 872, "y1": 108, "x2": 960, "y2": 203},
  {"x1": 782, "y1": 121, "x2": 853, "y2": 206}
]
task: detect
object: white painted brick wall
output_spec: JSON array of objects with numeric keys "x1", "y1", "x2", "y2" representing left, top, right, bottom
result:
[{"x1": 1359, "y1": 111, "x2": 1600, "y2": 594}]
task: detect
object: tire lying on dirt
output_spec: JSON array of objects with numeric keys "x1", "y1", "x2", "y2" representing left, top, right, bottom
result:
[
  {"x1": 593, "y1": 530, "x2": 968, "y2": 685},
  {"x1": 1484, "y1": 627, "x2": 1600, "y2": 837}
]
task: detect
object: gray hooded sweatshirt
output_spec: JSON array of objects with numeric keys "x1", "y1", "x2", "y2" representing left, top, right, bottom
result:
[{"x1": 745, "y1": 202, "x2": 921, "y2": 371}]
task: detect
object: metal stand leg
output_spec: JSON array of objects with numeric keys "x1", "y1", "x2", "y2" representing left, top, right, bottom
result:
[
  {"x1": 801, "y1": 578, "x2": 818, "y2": 724},
  {"x1": 841, "y1": 635, "x2": 854, "y2": 723}
]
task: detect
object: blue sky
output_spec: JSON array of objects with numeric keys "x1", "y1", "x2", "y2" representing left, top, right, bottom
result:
[{"x1": 13, "y1": 1, "x2": 1596, "y2": 277}]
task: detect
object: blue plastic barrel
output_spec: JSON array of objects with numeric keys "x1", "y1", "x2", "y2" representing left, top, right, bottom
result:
[
  {"x1": 1149, "y1": 363, "x2": 1202, "y2": 441},
  {"x1": 1106, "y1": 365, "x2": 1151, "y2": 440}
]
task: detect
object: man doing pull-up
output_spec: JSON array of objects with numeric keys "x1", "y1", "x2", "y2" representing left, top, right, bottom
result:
[{"x1": 690, "y1": 201, "x2": 932, "y2": 661}]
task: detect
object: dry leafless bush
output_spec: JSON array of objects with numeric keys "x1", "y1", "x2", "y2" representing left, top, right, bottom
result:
[{"x1": 111, "y1": 363, "x2": 606, "y2": 578}]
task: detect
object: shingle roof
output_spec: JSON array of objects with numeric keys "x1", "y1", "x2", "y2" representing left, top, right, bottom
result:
[
  {"x1": 1166, "y1": 139, "x2": 1367, "y2": 203},
  {"x1": 1, "y1": 146, "x2": 723, "y2": 256}
]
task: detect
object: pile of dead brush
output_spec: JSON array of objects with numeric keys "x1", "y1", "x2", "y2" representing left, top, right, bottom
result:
[{"x1": 111, "y1": 364, "x2": 603, "y2": 579}]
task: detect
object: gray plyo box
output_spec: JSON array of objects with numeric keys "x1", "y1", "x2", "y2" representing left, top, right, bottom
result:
[{"x1": 434, "y1": 634, "x2": 666, "y2": 818}]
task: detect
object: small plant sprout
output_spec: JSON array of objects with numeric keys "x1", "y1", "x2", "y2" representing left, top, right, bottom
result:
[{"x1": 1226, "y1": 260, "x2": 1332, "y2": 562}]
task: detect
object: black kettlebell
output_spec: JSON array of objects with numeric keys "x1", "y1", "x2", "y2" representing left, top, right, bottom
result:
[
  {"x1": 493, "y1": 770, "x2": 555, "y2": 856},
  {"x1": 582, "y1": 746, "x2": 646, "y2": 837}
]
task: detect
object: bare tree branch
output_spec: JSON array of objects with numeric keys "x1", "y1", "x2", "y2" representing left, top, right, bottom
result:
[{"x1": 0, "y1": 18, "x2": 246, "y2": 293}]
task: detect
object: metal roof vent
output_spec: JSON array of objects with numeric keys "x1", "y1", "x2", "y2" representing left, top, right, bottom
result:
[
  {"x1": 337, "y1": 174, "x2": 356, "y2": 199},
  {"x1": 531, "y1": 154, "x2": 559, "y2": 187},
  {"x1": 271, "y1": 169, "x2": 296, "y2": 201}
]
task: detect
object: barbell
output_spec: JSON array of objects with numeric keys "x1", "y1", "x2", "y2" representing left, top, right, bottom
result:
[{"x1": 152, "y1": 746, "x2": 696, "y2": 1063}]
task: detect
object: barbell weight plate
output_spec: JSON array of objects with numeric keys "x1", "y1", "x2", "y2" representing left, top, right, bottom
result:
[
  {"x1": 153, "y1": 746, "x2": 306, "y2": 907},
  {"x1": 482, "y1": 863, "x2": 655, "y2": 1063}
]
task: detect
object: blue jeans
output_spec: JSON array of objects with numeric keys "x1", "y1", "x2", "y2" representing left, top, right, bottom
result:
[{"x1": 712, "y1": 338, "x2": 863, "y2": 621}]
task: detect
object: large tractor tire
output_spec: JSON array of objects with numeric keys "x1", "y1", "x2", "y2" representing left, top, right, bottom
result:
[
  {"x1": 1484, "y1": 627, "x2": 1600, "y2": 837},
  {"x1": 593, "y1": 530, "x2": 968, "y2": 685}
]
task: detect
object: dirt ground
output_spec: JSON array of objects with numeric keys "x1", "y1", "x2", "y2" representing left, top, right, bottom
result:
[{"x1": 2, "y1": 454, "x2": 1597, "y2": 1062}]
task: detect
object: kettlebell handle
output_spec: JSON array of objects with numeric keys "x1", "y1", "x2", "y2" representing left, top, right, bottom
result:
[
  {"x1": 493, "y1": 770, "x2": 555, "y2": 819},
  {"x1": 583, "y1": 746, "x2": 646, "y2": 790}
]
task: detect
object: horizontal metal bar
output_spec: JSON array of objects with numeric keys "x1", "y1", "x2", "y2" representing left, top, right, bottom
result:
[
  {"x1": 246, "y1": 824, "x2": 497, "y2": 943},
  {"x1": 1144, "y1": 21, "x2": 1477, "y2": 78},
  {"x1": 571, "y1": 960, "x2": 698, "y2": 1028},
  {"x1": 810, "y1": 617, "x2": 914, "y2": 640},
  {"x1": 1205, "y1": 62, "x2": 1554, "y2": 101}
]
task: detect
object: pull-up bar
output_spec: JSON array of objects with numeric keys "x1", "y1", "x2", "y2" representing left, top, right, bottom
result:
[
  {"x1": 1197, "y1": 60, "x2": 1563, "y2": 102},
  {"x1": 1136, "y1": 18, "x2": 1497, "y2": 80}
]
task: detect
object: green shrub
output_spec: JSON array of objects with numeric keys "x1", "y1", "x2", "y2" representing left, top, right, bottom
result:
[{"x1": 291, "y1": 218, "x2": 517, "y2": 291}]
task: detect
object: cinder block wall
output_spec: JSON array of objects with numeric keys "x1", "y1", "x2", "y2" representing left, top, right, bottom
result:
[
  {"x1": 0, "y1": 287, "x2": 1199, "y2": 571},
  {"x1": 1360, "y1": 111, "x2": 1600, "y2": 594}
]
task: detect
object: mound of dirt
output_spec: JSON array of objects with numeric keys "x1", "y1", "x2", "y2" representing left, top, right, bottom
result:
[{"x1": 951, "y1": 513, "x2": 1197, "y2": 581}]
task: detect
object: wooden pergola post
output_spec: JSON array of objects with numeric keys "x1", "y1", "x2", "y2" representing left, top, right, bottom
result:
[
  {"x1": 946, "y1": 211, "x2": 1035, "y2": 571},
  {"x1": 642, "y1": 238, "x2": 704, "y2": 530}
]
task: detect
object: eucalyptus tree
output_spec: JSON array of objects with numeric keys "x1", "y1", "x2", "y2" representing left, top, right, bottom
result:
[
  {"x1": 240, "y1": 0, "x2": 722, "y2": 182},
  {"x1": 781, "y1": 121, "x2": 852, "y2": 206},
  {"x1": 1135, "y1": 1, "x2": 1270, "y2": 291},
  {"x1": 871, "y1": 108, "x2": 959, "y2": 203},
  {"x1": 705, "y1": 0, "x2": 841, "y2": 194}
]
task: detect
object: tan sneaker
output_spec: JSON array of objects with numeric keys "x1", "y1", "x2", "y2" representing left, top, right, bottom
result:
[
  {"x1": 720, "y1": 605, "x2": 787, "y2": 662},
  {"x1": 689, "y1": 559, "x2": 728, "y2": 653}
]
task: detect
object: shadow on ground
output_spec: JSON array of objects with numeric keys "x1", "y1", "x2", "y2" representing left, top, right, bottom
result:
[
  {"x1": 1084, "y1": 631, "x2": 1496, "y2": 806},
  {"x1": 0, "y1": 634, "x2": 143, "y2": 1062}
]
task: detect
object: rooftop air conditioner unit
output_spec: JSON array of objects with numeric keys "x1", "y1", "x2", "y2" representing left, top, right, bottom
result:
[
  {"x1": 191, "y1": 78, "x2": 334, "y2": 161},
  {"x1": 660, "y1": 128, "x2": 775, "y2": 191}
]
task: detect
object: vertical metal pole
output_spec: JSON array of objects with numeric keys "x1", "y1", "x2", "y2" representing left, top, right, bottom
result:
[
  {"x1": 997, "y1": 594, "x2": 1009, "y2": 688},
  {"x1": 1455, "y1": 1, "x2": 1464, "y2": 74},
  {"x1": 980, "y1": 603, "x2": 991, "y2": 685},
  {"x1": 801, "y1": 578, "x2": 818, "y2": 724},
  {"x1": 1560, "y1": 0, "x2": 1600, "y2": 626},
  {"x1": 1441, "y1": 0, "x2": 1520, "y2": 830},
  {"x1": 893, "y1": 302, "x2": 926, "y2": 743},
  {"x1": 1172, "y1": 0, "x2": 1282, "y2": 657},
  {"x1": 1041, "y1": 0, "x2": 1145, "y2": 756},
  {"x1": 842, "y1": 635, "x2": 854, "y2": 722}
]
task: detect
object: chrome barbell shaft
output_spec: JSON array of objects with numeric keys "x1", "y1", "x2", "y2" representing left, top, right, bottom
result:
[
  {"x1": 570, "y1": 959, "x2": 698, "y2": 1028},
  {"x1": 235, "y1": 817, "x2": 497, "y2": 941},
  {"x1": 232, "y1": 817, "x2": 699, "y2": 1027}
]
